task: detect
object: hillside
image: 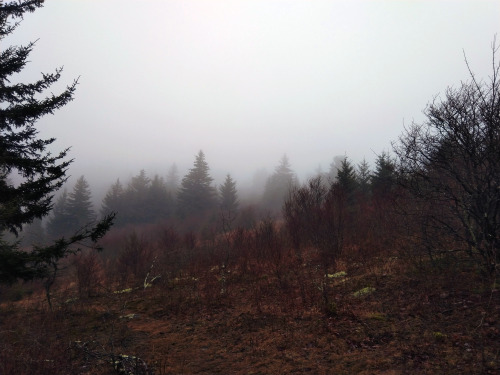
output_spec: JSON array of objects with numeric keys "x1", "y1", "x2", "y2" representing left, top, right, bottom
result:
[{"x1": 1, "y1": 242, "x2": 499, "y2": 375}]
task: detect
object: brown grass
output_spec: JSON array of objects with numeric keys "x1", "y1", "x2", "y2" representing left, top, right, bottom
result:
[{"x1": 1, "y1": 229, "x2": 499, "y2": 374}]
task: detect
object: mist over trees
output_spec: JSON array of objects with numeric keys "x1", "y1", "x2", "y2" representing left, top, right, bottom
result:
[{"x1": 261, "y1": 155, "x2": 298, "y2": 213}]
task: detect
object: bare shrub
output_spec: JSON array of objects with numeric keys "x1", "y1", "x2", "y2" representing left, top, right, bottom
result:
[
  {"x1": 116, "y1": 232, "x2": 155, "y2": 285},
  {"x1": 393, "y1": 43, "x2": 500, "y2": 274},
  {"x1": 74, "y1": 250, "x2": 104, "y2": 298}
]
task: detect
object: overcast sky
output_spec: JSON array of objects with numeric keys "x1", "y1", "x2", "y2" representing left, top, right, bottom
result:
[{"x1": 6, "y1": 0, "x2": 500, "y2": 193}]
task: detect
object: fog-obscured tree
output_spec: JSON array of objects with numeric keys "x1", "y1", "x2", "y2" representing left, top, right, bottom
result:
[
  {"x1": 123, "y1": 169, "x2": 151, "y2": 224},
  {"x1": 356, "y1": 158, "x2": 372, "y2": 198},
  {"x1": 21, "y1": 218, "x2": 45, "y2": 247},
  {"x1": 261, "y1": 154, "x2": 298, "y2": 213},
  {"x1": 46, "y1": 189, "x2": 71, "y2": 239},
  {"x1": 101, "y1": 179, "x2": 125, "y2": 224},
  {"x1": 166, "y1": 163, "x2": 180, "y2": 198},
  {"x1": 177, "y1": 151, "x2": 217, "y2": 218},
  {"x1": 67, "y1": 175, "x2": 96, "y2": 230},
  {"x1": 0, "y1": 1, "x2": 113, "y2": 294},
  {"x1": 219, "y1": 174, "x2": 239, "y2": 228},
  {"x1": 147, "y1": 174, "x2": 174, "y2": 223},
  {"x1": 327, "y1": 155, "x2": 344, "y2": 183}
]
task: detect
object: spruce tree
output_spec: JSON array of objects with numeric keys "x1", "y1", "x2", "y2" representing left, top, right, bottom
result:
[
  {"x1": 336, "y1": 156, "x2": 358, "y2": 194},
  {"x1": 0, "y1": 1, "x2": 113, "y2": 289},
  {"x1": 177, "y1": 150, "x2": 217, "y2": 218},
  {"x1": 219, "y1": 174, "x2": 239, "y2": 214},
  {"x1": 124, "y1": 169, "x2": 151, "y2": 224},
  {"x1": 147, "y1": 174, "x2": 173, "y2": 223},
  {"x1": 101, "y1": 179, "x2": 125, "y2": 222},
  {"x1": 356, "y1": 158, "x2": 372, "y2": 198},
  {"x1": 46, "y1": 189, "x2": 72, "y2": 239},
  {"x1": 371, "y1": 152, "x2": 396, "y2": 198},
  {"x1": 261, "y1": 154, "x2": 298, "y2": 213},
  {"x1": 166, "y1": 163, "x2": 180, "y2": 198},
  {"x1": 66, "y1": 175, "x2": 96, "y2": 229},
  {"x1": 0, "y1": 1, "x2": 74, "y2": 236}
]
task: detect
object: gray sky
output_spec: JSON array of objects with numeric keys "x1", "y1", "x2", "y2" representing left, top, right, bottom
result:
[{"x1": 6, "y1": 0, "x2": 500, "y2": 193}]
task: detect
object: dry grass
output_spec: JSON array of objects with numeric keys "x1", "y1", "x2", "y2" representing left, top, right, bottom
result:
[{"x1": 1, "y1": 236, "x2": 499, "y2": 374}]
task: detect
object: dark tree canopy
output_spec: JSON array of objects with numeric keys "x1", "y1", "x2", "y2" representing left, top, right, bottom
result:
[
  {"x1": 0, "y1": 1, "x2": 113, "y2": 289},
  {"x1": 67, "y1": 176, "x2": 95, "y2": 229},
  {"x1": 219, "y1": 174, "x2": 239, "y2": 214},
  {"x1": 177, "y1": 150, "x2": 217, "y2": 218},
  {"x1": 336, "y1": 156, "x2": 358, "y2": 194},
  {"x1": 356, "y1": 158, "x2": 372, "y2": 197},
  {"x1": 123, "y1": 169, "x2": 151, "y2": 224},
  {"x1": 371, "y1": 152, "x2": 396, "y2": 198},
  {"x1": 0, "y1": 1, "x2": 75, "y2": 236},
  {"x1": 147, "y1": 174, "x2": 174, "y2": 223},
  {"x1": 101, "y1": 179, "x2": 124, "y2": 221}
]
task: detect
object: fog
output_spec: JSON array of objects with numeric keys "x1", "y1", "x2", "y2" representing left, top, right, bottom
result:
[{"x1": 6, "y1": 0, "x2": 500, "y2": 197}]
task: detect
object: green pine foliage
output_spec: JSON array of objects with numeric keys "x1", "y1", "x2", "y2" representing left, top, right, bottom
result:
[
  {"x1": 67, "y1": 176, "x2": 96, "y2": 229},
  {"x1": 0, "y1": 1, "x2": 114, "y2": 291},
  {"x1": 336, "y1": 156, "x2": 358, "y2": 195}
]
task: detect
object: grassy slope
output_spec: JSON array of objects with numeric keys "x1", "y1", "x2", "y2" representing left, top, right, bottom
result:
[{"x1": 1, "y1": 251, "x2": 499, "y2": 375}]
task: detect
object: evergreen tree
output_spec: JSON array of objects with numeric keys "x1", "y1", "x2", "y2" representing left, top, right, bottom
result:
[
  {"x1": 356, "y1": 158, "x2": 372, "y2": 197},
  {"x1": 165, "y1": 163, "x2": 180, "y2": 198},
  {"x1": 335, "y1": 156, "x2": 358, "y2": 205},
  {"x1": 0, "y1": 2, "x2": 74, "y2": 236},
  {"x1": 101, "y1": 178, "x2": 125, "y2": 224},
  {"x1": 0, "y1": 2, "x2": 113, "y2": 289},
  {"x1": 21, "y1": 218, "x2": 45, "y2": 247},
  {"x1": 46, "y1": 189, "x2": 72, "y2": 238},
  {"x1": 121, "y1": 170, "x2": 150, "y2": 224},
  {"x1": 336, "y1": 156, "x2": 358, "y2": 193},
  {"x1": 371, "y1": 152, "x2": 396, "y2": 198},
  {"x1": 147, "y1": 174, "x2": 174, "y2": 223},
  {"x1": 67, "y1": 175, "x2": 96, "y2": 229},
  {"x1": 177, "y1": 150, "x2": 217, "y2": 218},
  {"x1": 219, "y1": 174, "x2": 239, "y2": 214},
  {"x1": 327, "y1": 155, "x2": 344, "y2": 183},
  {"x1": 261, "y1": 154, "x2": 298, "y2": 213}
]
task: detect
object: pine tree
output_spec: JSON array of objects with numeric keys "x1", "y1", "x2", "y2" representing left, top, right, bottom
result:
[
  {"x1": 327, "y1": 155, "x2": 344, "y2": 183},
  {"x1": 66, "y1": 175, "x2": 96, "y2": 230},
  {"x1": 166, "y1": 163, "x2": 180, "y2": 198},
  {"x1": 336, "y1": 156, "x2": 358, "y2": 193},
  {"x1": 371, "y1": 152, "x2": 396, "y2": 198},
  {"x1": 219, "y1": 174, "x2": 239, "y2": 214},
  {"x1": 0, "y1": 2, "x2": 113, "y2": 290},
  {"x1": 356, "y1": 158, "x2": 372, "y2": 198},
  {"x1": 124, "y1": 169, "x2": 151, "y2": 224},
  {"x1": 101, "y1": 179, "x2": 125, "y2": 223},
  {"x1": 21, "y1": 218, "x2": 45, "y2": 247},
  {"x1": 0, "y1": 2, "x2": 74, "y2": 236},
  {"x1": 177, "y1": 150, "x2": 217, "y2": 218},
  {"x1": 46, "y1": 189, "x2": 72, "y2": 239},
  {"x1": 261, "y1": 154, "x2": 298, "y2": 213},
  {"x1": 147, "y1": 174, "x2": 173, "y2": 223}
]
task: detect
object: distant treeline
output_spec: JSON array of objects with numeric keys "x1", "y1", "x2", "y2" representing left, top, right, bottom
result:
[{"x1": 22, "y1": 150, "x2": 396, "y2": 245}]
